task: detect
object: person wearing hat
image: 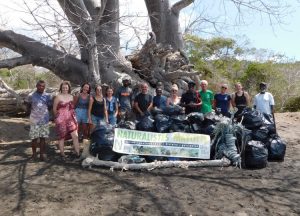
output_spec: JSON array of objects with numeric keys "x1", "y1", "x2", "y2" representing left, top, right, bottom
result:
[
  {"x1": 115, "y1": 77, "x2": 134, "y2": 121},
  {"x1": 253, "y1": 82, "x2": 275, "y2": 114},
  {"x1": 180, "y1": 81, "x2": 202, "y2": 115},
  {"x1": 199, "y1": 80, "x2": 214, "y2": 114}
]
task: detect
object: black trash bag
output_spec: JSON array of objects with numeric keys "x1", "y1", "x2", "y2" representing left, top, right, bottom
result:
[
  {"x1": 154, "y1": 114, "x2": 173, "y2": 133},
  {"x1": 251, "y1": 126, "x2": 269, "y2": 142},
  {"x1": 261, "y1": 113, "x2": 276, "y2": 135},
  {"x1": 163, "y1": 105, "x2": 183, "y2": 116},
  {"x1": 169, "y1": 115, "x2": 189, "y2": 132},
  {"x1": 117, "y1": 120, "x2": 136, "y2": 130},
  {"x1": 201, "y1": 124, "x2": 215, "y2": 135},
  {"x1": 243, "y1": 140, "x2": 268, "y2": 169},
  {"x1": 136, "y1": 116, "x2": 155, "y2": 131},
  {"x1": 151, "y1": 107, "x2": 164, "y2": 116},
  {"x1": 266, "y1": 135, "x2": 286, "y2": 161},
  {"x1": 241, "y1": 108, "x2": 264, "y2": 130},
  {"x1": 187, "y1": 112, "x2": 205, "y2": 124},
  {"x1": 90, "y1": 125, "x2": 119, "y2": 161}
]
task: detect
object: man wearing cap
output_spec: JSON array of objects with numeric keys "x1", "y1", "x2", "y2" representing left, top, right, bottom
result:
[
  {"x1": 180, "y1": 81, "x2": 202, "y2": 115},
  {"x1": 253, "y1": 82, "x2": 275, "y2": 114},
  {"x1": 199, "y1": 80, "x2": 214, "y2": 114},
  {"x1": 115, "y1": 77, "x2": 134, "y2": 121}
]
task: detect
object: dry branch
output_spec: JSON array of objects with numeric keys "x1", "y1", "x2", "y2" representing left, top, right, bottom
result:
[{"x1": 82, "y1": 156, "x2": 231, "y2": 170}]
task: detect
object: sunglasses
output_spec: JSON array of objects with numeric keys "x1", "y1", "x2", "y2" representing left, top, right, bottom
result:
[{"x1": 221, "y1": 86, "x2": 227, "y2": 89}]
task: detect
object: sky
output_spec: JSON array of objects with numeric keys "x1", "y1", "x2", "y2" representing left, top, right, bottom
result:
[{"x1": 1, "y1": 0, "x2": 300, "y2": 61}]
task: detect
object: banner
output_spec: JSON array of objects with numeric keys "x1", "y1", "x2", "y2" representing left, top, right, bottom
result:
[{"x1": 113, "y1": 128, "x2": 211, "y2": 159}]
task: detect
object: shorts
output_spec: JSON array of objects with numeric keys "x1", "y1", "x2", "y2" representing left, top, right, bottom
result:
[
  {"x1": 29, "y1": 124, "x2": 49, "y2": 140},
  {"x1": 75, "y1": 108, "x2": 89, "y2": 123},
  {"x1": 91, "y1": 115, "x2": 105, "y2": 126}
]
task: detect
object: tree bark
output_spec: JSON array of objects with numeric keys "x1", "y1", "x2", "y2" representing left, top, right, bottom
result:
[
  {"x1": 0, "y1": 29, "x2": 88, "y2": 84},
  {"x1": 82, "y1": 156, "x2": 231, "y2": 170},
  {"x1": 144, "y1": 0, "x2": 194, "y2": 50}
]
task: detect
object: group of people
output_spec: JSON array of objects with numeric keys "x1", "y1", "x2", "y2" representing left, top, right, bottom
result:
[{"x1": 27, "y1": 78, "x2": 275, "y2": 161}]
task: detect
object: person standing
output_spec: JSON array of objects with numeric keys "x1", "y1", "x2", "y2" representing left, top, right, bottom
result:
[
  {"x1": 115, "y1": 77, "x2": 134, "y2": 121},
  {"x1": 199, "y1": 80, "x2": 214, "y2": 114},
  {"x1": 134, "y1": 83, "x2": 153, "y2": 120},
  {"x1": 231, "y1": 82, "x2": 251, "y2": 117},
  {"x1": 253, "y1": 82, "x2": 275, "y2": 114},
  {"x1": 180, "y1": 81, "x2": 202, "y2": 115},
  {"x1": 27, "y1": 80, "x2": 52, "y2": 161},
  {"x1": 74, "y1": 83, "x2": 91, "y2": 140},
  {"x1": 152, "y1": 87, "x2": 167, "y2": 110},
  {"x1": 167, "y1": 84, "x2": 181, "y2": 106},
  {"x1": 53, "y1": 81, "x2": 80, "y2": 159},
  {"x1": 88, "y1": 85, "x2": 108, "y2": 130},
  {"x1": 213, "y1": 84, "x2": 231, "y2": 117},
  {"x1": 105, "y1": 87, "x2": 119, "y2": 126}
]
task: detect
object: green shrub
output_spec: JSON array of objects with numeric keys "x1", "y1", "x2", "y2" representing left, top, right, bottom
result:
[{"x1": 284, "y1": 97, "x2": 300, "y2": 112}]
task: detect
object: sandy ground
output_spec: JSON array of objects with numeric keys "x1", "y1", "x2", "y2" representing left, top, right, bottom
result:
[{"x1": 0, "y1": 113, "x2": 299, "y2": 216}]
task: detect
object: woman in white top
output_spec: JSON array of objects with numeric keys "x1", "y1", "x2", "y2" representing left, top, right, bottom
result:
[{"x1": 167, "y1": 84, "x2": 181, "y2": 106}]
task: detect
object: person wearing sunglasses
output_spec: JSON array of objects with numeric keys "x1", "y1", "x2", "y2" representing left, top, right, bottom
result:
[{"x1": 213, "y1": 84, "x2": 231, "y2": 117}]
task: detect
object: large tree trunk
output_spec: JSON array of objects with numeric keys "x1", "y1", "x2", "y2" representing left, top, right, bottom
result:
[
  {"x1": 0, "y1": 29, "x2": 88, "y2": 84},
  {"x1": 144, "y1": 0, "x2": 194, "y2": 50}
]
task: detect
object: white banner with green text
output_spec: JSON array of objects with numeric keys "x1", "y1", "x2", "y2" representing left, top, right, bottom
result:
[{"x1": 113, "y1": 128, "x2": 211, "y2": 159}]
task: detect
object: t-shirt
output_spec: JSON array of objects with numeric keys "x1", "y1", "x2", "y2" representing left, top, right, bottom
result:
[
  {"x1": 115, "y1": 86, "x2": 133, "y2": 111},
  {"x1": 214, "y1": 93, "x2": 231, "y2": 115},
  {"x1": 153, "y1": 95, "x2": 167, "y2": 109},
  {"x1": 253, "y1": 92, "x2": 274, "y2": 114},
  {"x1": 106, "y1": 96, "x2": 118, "y2": 114},
  {"x1": 134, "y1": 93, "x2": 153, "y2": 112},
  {"x1": 199, "y1": 90, "x2": 214, "y2": 114},
  {"x1": 28, "y1": 91, "x2": 52, "y2": 125},
  {"x1": 180, "y1": 91, "x2": 201, "y2": 114}
]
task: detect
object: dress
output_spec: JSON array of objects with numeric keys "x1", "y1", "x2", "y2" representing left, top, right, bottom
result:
[{"x1": 55, "y1": 101, "x2": 78, "y2": 139}]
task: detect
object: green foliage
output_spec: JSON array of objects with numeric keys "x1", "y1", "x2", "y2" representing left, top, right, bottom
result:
[
  {"x1": 0, "y1": 69, "x2": 10, "y2": 77},
  {"x1": 284, "y1": 97, "x2": 300, "y2": 112},
  {"x1": 0, "y1": 66, "x2": 61, "y2": 90}
]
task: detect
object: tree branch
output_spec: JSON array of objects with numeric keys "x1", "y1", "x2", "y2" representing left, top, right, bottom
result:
[
  {"x1": 171, "y1": 0, "x2": 194, "y2": 14},
  {"x1": 164, "y1": 70, "x2": 198, "y2": 80},
  {"x1": 0, "y1": 29, "x2": 89, "y2": 84},
  {"x1": 0, "y1": 57, "x2": 32, "y2": 69}
]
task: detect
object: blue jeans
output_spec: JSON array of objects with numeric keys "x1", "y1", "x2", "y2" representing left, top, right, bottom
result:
[{"x1": 108, "y1": 114, "x2": 117, "y2": 126}]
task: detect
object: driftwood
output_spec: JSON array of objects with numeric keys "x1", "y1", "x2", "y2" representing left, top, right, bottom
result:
[
  {"x1": 128, "y1": 32, "x2": 201, "y2": 92},
  {"x1": 82, "y1": 156, "x2": 231, "y2": 170}
]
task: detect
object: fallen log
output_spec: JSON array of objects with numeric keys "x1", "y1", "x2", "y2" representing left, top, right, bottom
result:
[{"x1": 82, "y1": 156, "x2": 231, "y2": 170}]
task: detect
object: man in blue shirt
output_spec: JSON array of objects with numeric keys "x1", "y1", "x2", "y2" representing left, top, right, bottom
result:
[{"x1": 152, "y1": 87, "x2": 167, "y2": 110}]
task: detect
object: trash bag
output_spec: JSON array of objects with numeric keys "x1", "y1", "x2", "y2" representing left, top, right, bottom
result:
[
  {"x1": 262, "y1": 113, "x2": 276, "y2": 135},
  {"x1": 163, "y1": 105, "x2": 183, "y2": 116},
  {"x1": 251, "y1": 126, "x2": 269, "y2": 142},
  {"x1": 243, "y1": 140, "x2": 268, "y2": 169},
  {"x1": 169, "y1": 115, "x2": 190, "y2": 132},
  {"x1": 241, "y1": 108, "x2": 264, "y2": 130},
  {"x1": 266, "y1": 136, "x2": 286, "y2": 161},
  {"x1": 187, "y1": 112, "x2": 204, "y2": 124},
  {"x1": 90, "y1": 125, "x2": 119, "y2": 161},
  {"x1": 151, "y1": 107, "x2": 164, "y2": 116},
  {"x1": 136, "y1": 116, "x2": 155, "y2": 131},
  {"x1": 117, "y1": 120, "x2": 136, "y2": 130},
  {"x1": 118, "y1": 155, "x2": 146, "y2": 164},
  {"x1": 154, "y1": 114, "x2": 172, "y2": 133}
]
